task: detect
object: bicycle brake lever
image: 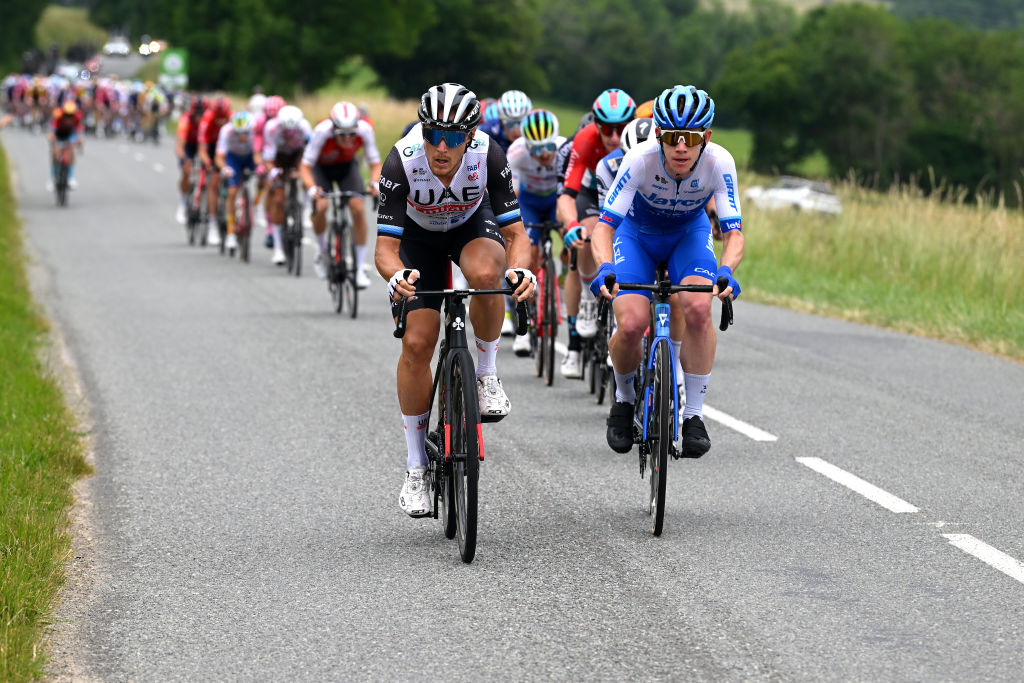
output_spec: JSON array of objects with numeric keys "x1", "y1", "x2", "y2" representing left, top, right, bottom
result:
[
  {"x1": 716, "y1": 276, "x2": 734, "y2": 331},
  {"x1": 393, "y1": 297, "x2": 408, "y2": 338}
]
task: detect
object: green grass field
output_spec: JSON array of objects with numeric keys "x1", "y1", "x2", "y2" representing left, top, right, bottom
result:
[
  {"x1": 34, "y1": 6, "x2": 107, "y2": 54},
  {"x1": 0, "y1": 143, "x2": 91, "y2": 681}
]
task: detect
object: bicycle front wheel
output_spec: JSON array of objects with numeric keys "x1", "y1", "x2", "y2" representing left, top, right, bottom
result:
[
  {"x1": 341, "y1": 220, "x2": 358, "y2": 318},
  {"x1": 543, "y1": 259, "x2": 556, "y2": 386},
  {"x1": 649, "y1": 339, "x2": 672, "y2": 536},
  {"x1": 446, "y1": 349, "x2": 480, "y2": 563}
]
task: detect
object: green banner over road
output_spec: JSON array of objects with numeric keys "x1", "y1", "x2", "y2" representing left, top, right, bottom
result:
[{"x1": 159, "y1": 48, "x2": 188, "y2": 89}]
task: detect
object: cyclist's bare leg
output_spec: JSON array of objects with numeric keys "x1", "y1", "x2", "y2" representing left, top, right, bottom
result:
[
  {"x1": 226, "y1": 185, "x2": 238, "y2": 234},
  {"x1": 396, "y1": 308, "x2": 441, "y2": 415},
  {"x1": 608, "y1": 293, "x2": 649, "y2": 374},
  {"x1": 564, "y1": 216, "x2": 600, "y2": 317},
  {"x1": 312, "y1": 195, "x2": 328, "y2": 253},
  {"x1": 678, "y1": 281, "x2": 715, "y2": 376},
  {"x1": 349, "y1": 195, "x2": 369, "y2": 272},
  {"x1": 461, "y1": 237, "x2": 507, "y2": 342},
  {"x1": 179, "y1": 158, "x2": 192, "y2": 195}
]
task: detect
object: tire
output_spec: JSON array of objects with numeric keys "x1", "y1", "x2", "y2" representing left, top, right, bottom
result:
[
  {"x1": 328, "y1": 226, "x2": 344, "y2": 313},
  {"x1": 341, "y1": 219, "x2": 358, "y2": 319},
  {"x1": 426, "y1": 431, "x2": 456, "y2": 539},
  {"x1": 238, "y1": 191, "x2": 251, "y2": 263},
  {"x1": 649, "y1": 339, "x2": 672, "y2": 537},
  {"x1": 533, "y1": 286, "x2": 544, "y2": 379},
  {"x1": 56, "y1": 163, "x2": 68, "y2": 207},
  {"x1": 446, "y1": 349, "x2": 480, "y2": 563},
  {"x1": 588, "y1": 342, "x2": 599, "y2": 395},
  {"x1": 543, "y1": 258, "x2": 556, "y2": 387}
]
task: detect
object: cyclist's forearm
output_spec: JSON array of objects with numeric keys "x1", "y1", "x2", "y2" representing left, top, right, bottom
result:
[
  {"x1": 374, "y1": 235, "x2": 404, "y2": 280},
  {"x1": 557, "y1": 193, "x2": 576, "y2": 229},
  {"x1": 591, "y1": 222, "x2": 614, "y2": 265},
  {"x1": 368, "y1": 161, "x2": 382, "y2": 185},
  {"x1": 718, "y1": 229, "x2": 744, "y2": 270},
  {"x1": 501, "y1": 221, "x2": 531, "y2": 271},
  {"x1": 299, "y1": 163, "x2": 315, "y2": 190}
]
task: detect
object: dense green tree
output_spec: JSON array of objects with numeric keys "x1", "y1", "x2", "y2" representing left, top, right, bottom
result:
[
  {"x1": 1, "y1": 0, "x2": 48, "y2": 72},
  {"x1": 889, "y1": 0, "x2": 1024, "y2": 31}
]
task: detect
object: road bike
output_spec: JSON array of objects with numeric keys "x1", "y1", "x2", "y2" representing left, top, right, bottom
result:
[
  {"x1": 393, "y1": 269, "x2": 528, "y2": 564},
  {"x1": 53, "y1": 142, "x2": 72, "y2": 207},
  {"x1": 186, "y1": 163, "x2": 208, "y2": 246},
  {"x1": 322, "y1": 189, "x2": 363, "y2": 317},
  {"x1": 230, "y1": 168, "x2": 254, "y2": 262},
  {"x1": 589, "y1": 295, "x2": 613, "y2": 404},
  {"x1": 526, "y1": 221, "x2": 562, "y2": 386},
  {"x1": 280, "y1": 172, "x2": 304, "y2": 276},
  {"x1": 603, "y1": 266, "x2": 733, "y2": 536}
]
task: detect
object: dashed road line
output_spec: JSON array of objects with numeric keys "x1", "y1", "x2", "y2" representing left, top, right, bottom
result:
[
  {"x1": 943, "y1": 534, "x2": 1024, "y2": 584},
  {"x1": 796, "y1": 457, "x2": 919, "y2": 513}
]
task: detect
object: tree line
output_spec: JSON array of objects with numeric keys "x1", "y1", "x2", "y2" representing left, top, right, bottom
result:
[{"x1": 8, "y1": 0, "x2": 1024, "y2": 203}]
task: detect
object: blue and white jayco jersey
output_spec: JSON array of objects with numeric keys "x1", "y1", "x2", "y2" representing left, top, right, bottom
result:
[{"x1": 598, "y1": 139, "x2": 742, "y2": 234}]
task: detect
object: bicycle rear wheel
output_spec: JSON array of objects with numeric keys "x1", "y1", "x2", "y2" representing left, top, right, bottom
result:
[
  {"x1": 56, "y1": 162, "x2": 68, "y2": 207},
  {"x1": 341, "y1": 219, "x2": 358, "y2": 318},
  {"x1": 649, "y1": 339, "x2": 672, "y2": 536},
  {"x1": 543, "y1": 259, "x2": 556, "y2": 386},
  {"x1": 446, "y1": 349, "x2": 480, "y2": 563},
  {"x1": 533, "y1": 281, "x2": 545, "y2": 378}
]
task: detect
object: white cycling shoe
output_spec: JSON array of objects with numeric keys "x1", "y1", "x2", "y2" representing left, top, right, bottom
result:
[
  {"x1": 225, "y1": 232, "x2": 238, "y2": 253},
  {"x1": 313, "y1": 253, "x2": 327, "y2": 279},
  {"x1": 576, "y1": 298, "x2": 599, "y2": 338},
  {"x1": 356, "y1": 268, "x2": 371, "y2": 289},
  {"x1": 399, "y1": 467, "x2": 432, "y2": 518},
  {"x1": 206, "y1": 222, "x2": 222, "y2": 246},
  {"x1": 477, "y1": 374, "x2": 510, "y2": 422},
  {"x1": 512, "y1": 333, "x2": 531, "y2": 357},
  {"x1": 561, "y1": 350, "x2": 582, "y2": 378},
  {"x1": 272, "y1": 247, "x2": 286, "y2": 265}
]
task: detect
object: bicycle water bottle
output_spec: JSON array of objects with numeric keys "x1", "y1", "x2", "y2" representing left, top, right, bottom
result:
[{"x1": 654, "y1": 302, "x2": 670, "y2": 338}]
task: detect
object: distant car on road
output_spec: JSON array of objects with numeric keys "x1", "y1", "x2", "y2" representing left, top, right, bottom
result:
[
  {"x1": 744, "y1": 176, "x2": 842, "y2": 215},
  {"x1": 102, "y1": 36, "x2": 131, "y2": 57}
]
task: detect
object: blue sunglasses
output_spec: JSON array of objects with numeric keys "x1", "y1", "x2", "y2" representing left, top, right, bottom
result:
[
  {"x1": 527, "y1": 141, "x2": 557, "y2": 154},
  {"x1": 423, "y1": 127, "x2": 469, "y2": 147}
]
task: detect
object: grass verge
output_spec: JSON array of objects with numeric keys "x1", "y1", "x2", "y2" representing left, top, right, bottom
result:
[
  {"x1": 0, "y1": 142, "x2": 91, "y2": 680},
  {"x1": 741, "y1": 173, "x2": 1024, "y2": 360}
]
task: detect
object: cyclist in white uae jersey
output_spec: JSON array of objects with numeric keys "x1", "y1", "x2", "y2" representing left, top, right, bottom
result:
[
  {"x1": 591, "y1": 85, "x2": 743, "y2": 458},
  {"x1": 374, "y1": 83, "x2": 534, "y2": 518},
  {"x1": 260, "y1": 105, "x2": 312, "y2": 265}
]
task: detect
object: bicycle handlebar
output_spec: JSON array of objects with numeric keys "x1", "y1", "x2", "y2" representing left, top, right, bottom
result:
[
  {"x1": 603, "y1": 273, "x2": 735, "y2": 332},
  {"x1": 393, "y1": 278, "x2": 530, "y2": 339}
]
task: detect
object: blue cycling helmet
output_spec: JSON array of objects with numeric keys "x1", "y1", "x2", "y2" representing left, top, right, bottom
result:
[
  {"x1": 592, "y1": 88, "x2": 636, "y2": 125},
  {"x1": 653, "y1": 85, "x2": 715, "y2": 130}
]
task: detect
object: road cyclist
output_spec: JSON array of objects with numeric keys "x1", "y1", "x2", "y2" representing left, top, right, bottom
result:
[
  {"x1": 258, "y1": 104, "x2": 312, "y2": 266},
  {"x1": 591, "y1": 84, "x2": 744, "y2": 459},
  {"x1": 214, "y1": 110, "x2": 257, "y2": 256},
  {"x1": 558, "y1": 88, "x2": 636, "y2": 379},
  {"x1": 197, "y1": 96, "x2": 234, "y2": 246},
  {"x1": 175, "y1": 95, "x2": 205, "y2": 225},
  {"x1": 301, "y1": 101, "x2": 381, "y2": 284},
  {"x1": 46, "y1": 100, "x2": 83, "y2": 194},
  {"x1": 506, "y1": 108, "x2": 566, "y2": 356},
  {"x1": 373, "y1": 82, "x2": 534, "y2": 520}
]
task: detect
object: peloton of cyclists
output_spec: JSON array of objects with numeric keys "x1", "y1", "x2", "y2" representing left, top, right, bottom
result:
[
  {"x1": 300, "y1": 101, "x2": 381, "y2": 286},
  {"x1": 374, "y1": 82, "x2": 535, "y2": 517},
  {"x1": 591, "y1": 85, "x2": 743, "y2": 458},
  {"x1": 480, "y1": 89, "x2": 531, "y2": 154}
]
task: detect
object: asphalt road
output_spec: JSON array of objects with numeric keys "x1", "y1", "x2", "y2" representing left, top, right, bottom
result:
[{"x1": 5, "y1": 127, "x2": 1024, "y2": 681}]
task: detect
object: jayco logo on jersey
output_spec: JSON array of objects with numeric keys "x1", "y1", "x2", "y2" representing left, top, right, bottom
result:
[
  {"x1": 644, "y1": 192, "x2": 703, "y2": 208},
  {"x1": 723, "y1": 173, "x2": 738, "y2": 211},
  {"x1": 606, "y1": 168, "x2": 632, "y2": 206}
]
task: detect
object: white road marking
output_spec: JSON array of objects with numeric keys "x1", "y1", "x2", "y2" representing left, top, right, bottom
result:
[
  {"x1": 153, "y1": 163, "x2": 164, "y2": 173},
  {"x1": 942, "y1": 534, "x2": 1024, "y2": 584},
  {"x1": 552, "y1": 341, "x2": 777, "y2": 442},
  {"x1": 795, "y1": 457, "x2": 919, "y2": 513}
]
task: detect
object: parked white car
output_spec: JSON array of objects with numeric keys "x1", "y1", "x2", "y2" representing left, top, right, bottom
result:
[
  {"x1": 744, "y1": 176, "x2": 842, "y2": 215},
  {"x1": 102, "y1": 36, "x2": 131, "y2": 57}
]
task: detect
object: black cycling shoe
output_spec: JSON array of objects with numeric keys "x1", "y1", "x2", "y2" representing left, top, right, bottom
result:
[
  {"x1": 680, "y1": 416, "x2": 711, "y2": 458},
  {"x1": 606, "y1": 401, "x2": 635, "y2": 453}
]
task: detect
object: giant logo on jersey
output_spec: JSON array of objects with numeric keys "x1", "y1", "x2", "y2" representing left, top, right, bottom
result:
[
  {"x1": 606, "y1": 168, "x2": 632, "y2": 206},
  {"x1": 723, "y1": 173, "x2": 738, "y2": 211}
]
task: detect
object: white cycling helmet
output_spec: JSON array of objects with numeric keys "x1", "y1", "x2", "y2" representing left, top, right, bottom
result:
[
  {"x1": 620, "y1": 118, "x2": 655, "y2": 153},
  {"x1": 497, "y1": 89, "x2": 531, "y2": 125},
  {"x1": 417, "y1": 83, "x2": 481, "y2": 131},
  {"x1": 248, "y1": 93, "x2": 266, "y2": 115},
  {"x1": 329, "y1": 101, "x2": 360, "y2": 132},
  {"x1": 277, "y1": 105, "x2": 304, "y2": 130}
]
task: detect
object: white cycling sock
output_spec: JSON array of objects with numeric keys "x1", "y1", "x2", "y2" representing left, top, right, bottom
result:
[
  {"x1": 270, "y1": 223, "x2": 282, "y2": 249},
  {"x1": 475, "y1": 337, "x2": 498, "y2": 378},
  {"x1": 403, "y1": 412, "x2": 430, "y2": 469},
  {"x1": 354, "y1": 244, "x2": 367, "y2": 271},
  {"x1": 316, "y1": 231, "x2": 327, "y2": 255},
  {"x1": 682, "y1": 372, "x2": 710, "y2": 420},
  {"x1": 614, "y1": 370, "x2": 636, "y2": 404}
]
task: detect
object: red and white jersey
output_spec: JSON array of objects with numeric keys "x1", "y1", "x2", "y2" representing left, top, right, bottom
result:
[
  {"x1": 301, "y1": 118, "x2": 380, "y2": 167},
  {"x1": 262, "y1": 116, "x2": 312, "y2": 159},
  {"x1": 252, "y1": 112, "x2": 268, "y2": 154}
]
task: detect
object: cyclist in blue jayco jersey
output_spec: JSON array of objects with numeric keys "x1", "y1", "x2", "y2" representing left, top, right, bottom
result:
[{"x1": 591, "y1": 85, "x2": 744, "y2": 458}]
